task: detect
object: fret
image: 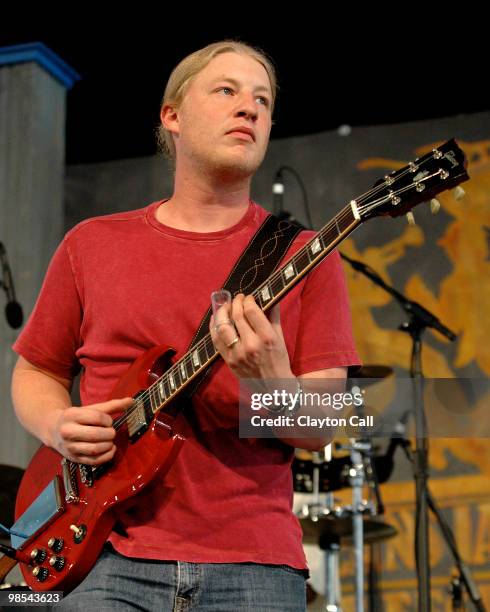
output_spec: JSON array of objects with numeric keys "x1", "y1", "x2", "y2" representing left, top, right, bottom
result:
[
  {"x1": 295, "y1": 249, "x2": 310, "y2": 273},
  {"x1": 149, "y1": 386, "x2": 157, "y2": 412},
  {"x1": 192, "y1": 348, "x2": 201, "y2": 369},
  {"x1": 152, "y1": 386, "x2": 160, "y2": 411},
  {"x1": 259, "y1": 282, "x2": 272, "y2": 304},
  {"x1": 204, "y1": 338, "x2": 215, "y2": 360},
  {"x1": 305, "y1": 244, "x2": 313, "y2": 263},
  {"x1": 198, "y1": 344, "x2": 208, "y2": 366},
  {"x1": 282, "y1": 261, "x2": 296, "y2": 284},
  {"x1": 309, "y1": 236, "x2": 323, "y2": 257},
  {"x1": 158, "y1": 379, "x2": 166, "y2": 402},
  {"x1": 325, "y1": 223, "x2": 340, "y2": 246},
  {"x1": 173, "y1": 366, "x2": 183, "y2": 389},
  {"x1": 162, "y1": 377, "x2": 171, "y2": 399},
  {"x1": 179, "y1": 361, "x2": 187, "y2": 381},
  {"x1": 334, "y1": 215, "x2": 341, "y2": 236},
  {"x1": 168, "y1": 370, "x2": 176, "y2": 392},
  {"x1": 270, "y1": 272, "x2": 285, "y2": 297}
]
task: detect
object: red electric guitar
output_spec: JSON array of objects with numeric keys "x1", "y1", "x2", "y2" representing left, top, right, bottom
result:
[{"x1": 11, "y1": 139, "x2": 468, "y2": 592}]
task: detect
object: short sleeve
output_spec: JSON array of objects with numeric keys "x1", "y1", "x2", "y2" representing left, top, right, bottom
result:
[
  {"x1": 291, "y1": 249, "x2": 360, "y2": 375},
  {"x1": 12, "y1": 238, "x2": 83, "y2": 379}
]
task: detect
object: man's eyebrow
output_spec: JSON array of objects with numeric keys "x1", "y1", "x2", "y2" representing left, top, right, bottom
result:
[{"x1": 212, "y1": 77, "x2": 271, "y2": 95}]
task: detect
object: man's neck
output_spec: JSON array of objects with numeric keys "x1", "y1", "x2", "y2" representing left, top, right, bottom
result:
[{"x1": 157, "y1": 165, "x2": 253, "y2": 233}]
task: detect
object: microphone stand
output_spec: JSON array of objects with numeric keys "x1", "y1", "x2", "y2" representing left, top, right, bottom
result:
[
  {"x1": 398, "y1": 441, "x2": 486, "y2": 611},
  {"x1": 340, "y1": 252, "x2": 458, "y2": 612}
]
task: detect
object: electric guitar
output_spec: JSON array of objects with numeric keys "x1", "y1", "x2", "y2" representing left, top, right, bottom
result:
[{"x1": 11, "y1": 139, "x2": 469, "y2": 592}]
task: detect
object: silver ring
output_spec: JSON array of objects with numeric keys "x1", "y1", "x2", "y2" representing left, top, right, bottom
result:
[{"x1": 226, "y1": 337, "x2": 240, "y2": 349}]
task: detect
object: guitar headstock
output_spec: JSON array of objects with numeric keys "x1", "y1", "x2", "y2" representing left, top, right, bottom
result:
[{"x1": 357, "y1": 139, "x2": 469, "y2": 221}]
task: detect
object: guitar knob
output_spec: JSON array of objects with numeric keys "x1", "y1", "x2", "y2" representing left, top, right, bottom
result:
[
  {"x1": 453, "y1": 186, "x2": 465, "y2": 200},
  {"x1": 49, "y1": 555, "x2": 66, "y2": 571},
  {"x1": 406, "y1": 212, "x2": 416, "y2": 226},
  {"x1": 30, "y1": 548, "x2": 47, "y2": 563},
  {"x1": 430, "y1": 198, "x2": 441, "y2": 214},
  {"x1": 32, "y1": 566, "x2": 49, "y2": 582},
  {"x1": 48, "y1": 537, "x2": 64, "y2": 553}
]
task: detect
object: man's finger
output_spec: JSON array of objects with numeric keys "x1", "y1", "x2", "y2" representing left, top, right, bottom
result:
[{"x1": 92, "y1": 397, "x2": 134, "y2": 413}]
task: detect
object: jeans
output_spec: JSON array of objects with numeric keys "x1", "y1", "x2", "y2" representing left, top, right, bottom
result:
[{"x1": 52, "y1": 546, "x2": 307, "y2": 611}]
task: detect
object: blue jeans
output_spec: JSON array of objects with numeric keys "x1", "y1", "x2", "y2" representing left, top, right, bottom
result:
[{"x1": 52, "y1": 546, "x2": 307, "y2": 611}]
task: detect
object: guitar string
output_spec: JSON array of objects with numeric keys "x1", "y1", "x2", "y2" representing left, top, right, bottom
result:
[{"x1": 112, "y1": 163, "x2": 450, "y2": 433}]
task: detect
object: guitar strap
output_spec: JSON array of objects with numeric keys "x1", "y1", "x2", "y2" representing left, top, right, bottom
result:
[{"x1": 183, "y1": 212, "x2": 303, "y2": 399}]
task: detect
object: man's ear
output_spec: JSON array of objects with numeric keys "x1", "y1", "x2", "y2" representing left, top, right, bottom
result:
[{"x1": 161, "y1": 104, "x2": 179, "y2": 136}]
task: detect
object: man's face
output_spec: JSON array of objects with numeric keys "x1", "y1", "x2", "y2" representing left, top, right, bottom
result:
[{"x1": 166, "y1": 52, "x2": 273, "y2": 180}]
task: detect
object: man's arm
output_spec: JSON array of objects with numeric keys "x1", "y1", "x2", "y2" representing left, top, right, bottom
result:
[
  {"x1": 277, "y1": 366, "x2": 347, "y2": 451},
  {"x1": 11, "y1": 356, "x2": 133, "y2": 465}
]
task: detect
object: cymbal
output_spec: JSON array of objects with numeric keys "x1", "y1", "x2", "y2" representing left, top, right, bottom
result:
[
  {"x1": 348, "y1": 364, "x2": 393, "y2": 380},
  {"x1": 300, "y1": 515, "x2": 398, "y2": 547}
]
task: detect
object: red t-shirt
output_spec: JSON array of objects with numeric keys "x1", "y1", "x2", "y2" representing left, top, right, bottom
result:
[{"x1": 12, "y1": 200, "x2": 360, "y2": 570}]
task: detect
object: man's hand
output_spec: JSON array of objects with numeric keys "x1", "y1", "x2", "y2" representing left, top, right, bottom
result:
[
  {"x1": 210, "y1": 293, "x2": 292, "y2": 380},
  {"x1": 50, "y1": 397, "x2": 134, "y2": 465}
]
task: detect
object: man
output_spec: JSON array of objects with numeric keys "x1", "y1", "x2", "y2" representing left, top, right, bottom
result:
[{"x1": 11, "y1": 41, "x2": 359, "y2": 610}]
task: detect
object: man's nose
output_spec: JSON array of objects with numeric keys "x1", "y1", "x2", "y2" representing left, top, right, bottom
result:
[{"x1": 235, "y1": 93, "x2": 259, "y2": 121}]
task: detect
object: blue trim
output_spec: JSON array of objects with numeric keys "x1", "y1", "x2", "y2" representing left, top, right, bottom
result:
[{"x1": 0, "y1": 42, "x2": 81, "y2": 89}]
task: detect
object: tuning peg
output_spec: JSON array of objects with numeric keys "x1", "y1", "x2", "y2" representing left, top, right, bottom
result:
[
  {"x1": 453, "y1": 186, "x2": 465, "y2": 200},
  {"x1": 430, "y1": 198, "x2": 441, "y2": 214},
  {"x1": 406, "y1": 211, "x2": 416, "y2": 226}
]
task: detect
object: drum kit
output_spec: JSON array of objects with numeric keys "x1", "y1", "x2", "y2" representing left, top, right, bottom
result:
[{"x1": 293, "y1": 365, "x2": 398, "y2": 612}]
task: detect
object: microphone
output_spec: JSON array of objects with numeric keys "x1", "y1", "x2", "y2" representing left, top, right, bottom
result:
[
  {"x1": 272, "y1": 169, "x2": 306, "y2": 228},
  {"x1": 0, "y1": 242, "x2": 24, "y2": 329},
  {"x1": 272, "y1": 169, "x2": 284, "y2": 216}
]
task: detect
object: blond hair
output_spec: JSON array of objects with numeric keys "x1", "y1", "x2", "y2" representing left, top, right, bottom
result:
[{"x1": 155, "y1": 40, "x2": 277, "y2": 160}]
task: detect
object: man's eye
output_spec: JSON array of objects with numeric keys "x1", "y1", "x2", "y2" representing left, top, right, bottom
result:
[
  {"x1": 219, "y1": 87, "x2": 233, "y2": 95},
  {"x1": 257, "y1": 96, "x2": 269, "y2": 107}
]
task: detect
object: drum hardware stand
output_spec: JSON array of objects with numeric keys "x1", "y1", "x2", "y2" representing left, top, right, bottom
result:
[
  {"x1": 308, "y1": 447, "x2": 342, "y2": 612},
  {"x1": 335, "y1": 439, "x2": 376, "y2": 612},
  {"x1": 320, "y1": 446, "x2": 343, "y2": 612}
]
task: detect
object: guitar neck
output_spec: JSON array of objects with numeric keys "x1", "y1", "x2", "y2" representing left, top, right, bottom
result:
[
  {"x1": 126, "y1": 138, "x2": 470, "y2": 420},
  {"x1": 144, "y1": 203, "x2": 361, "y2": 416}
]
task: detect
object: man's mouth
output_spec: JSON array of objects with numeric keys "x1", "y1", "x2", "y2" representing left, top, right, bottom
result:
[{"x1": 226, "y1": 127, "x2": 255, "y2": 142}]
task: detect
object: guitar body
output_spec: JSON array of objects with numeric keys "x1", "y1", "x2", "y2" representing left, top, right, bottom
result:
[{"x1": 14, "y1": 345, "x2": 185, "y2": 593}]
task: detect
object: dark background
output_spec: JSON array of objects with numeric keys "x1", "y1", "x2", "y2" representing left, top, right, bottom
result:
[{"x1": 1, "y1": 13, "x2": 485, "y2": 164}]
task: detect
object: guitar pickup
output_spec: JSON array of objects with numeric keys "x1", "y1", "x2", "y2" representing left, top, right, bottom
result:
[{"x1": 127, "y1": 394, "x2": 151, "y2": 441}]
